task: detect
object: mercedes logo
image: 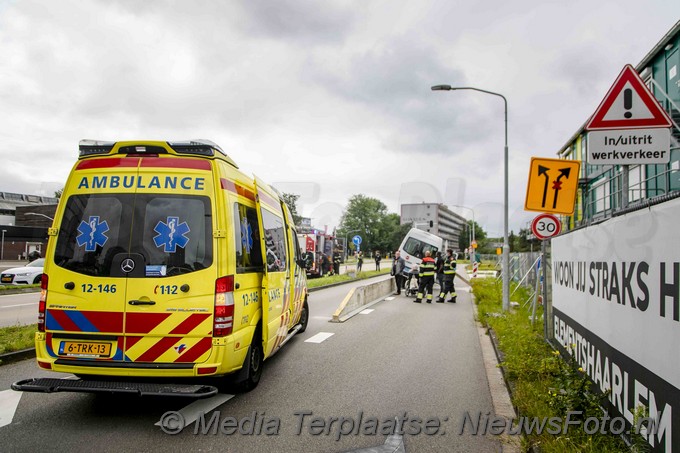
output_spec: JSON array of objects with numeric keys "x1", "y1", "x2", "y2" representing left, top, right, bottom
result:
[{"x1": 121, "y1": 258, "x2": 135, "y2": 273}]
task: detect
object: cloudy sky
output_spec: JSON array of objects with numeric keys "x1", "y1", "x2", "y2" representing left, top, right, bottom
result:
[{"x1": 0, "y1": 1, "x2": 677, "y2": 235}]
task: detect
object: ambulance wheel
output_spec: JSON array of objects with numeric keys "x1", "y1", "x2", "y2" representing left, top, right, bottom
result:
[
  {"x1": 240, "y1": 330, "x2": 263, "y2": 392},
  {"x1": 297, "y1": 300, "x2": 309, "y2": 334}
]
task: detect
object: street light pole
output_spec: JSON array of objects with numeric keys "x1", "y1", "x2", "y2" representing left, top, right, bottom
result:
[
  {"x1": 432, "y1": 85, "x2": 510, "y2": 311},
  {"x1": 1, "y1": 229, "x2": 6, "y2": 261}
]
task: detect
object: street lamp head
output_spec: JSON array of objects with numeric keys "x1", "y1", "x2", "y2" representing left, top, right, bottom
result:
[
  {"x1": 26, "y1": 212, "x2": 54, "y2": 221},
  {"x1": 431, "y1": 85, "x2": 452, "y2": 91}
]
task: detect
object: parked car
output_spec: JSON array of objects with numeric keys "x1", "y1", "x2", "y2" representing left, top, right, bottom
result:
[{"x1": 1, "y1": 258, "x2": 45, "y2": 285}]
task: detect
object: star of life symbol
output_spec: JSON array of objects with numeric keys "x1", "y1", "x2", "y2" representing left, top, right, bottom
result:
[
  {"x1": 76, "y1": 216, "x2": 110, "y2": 252},
  {"x1": 241, "y1": 218, "x2": 253, "y2": 254},
  {"x1": 153, "y1": 216, "x2": 190, "y2": 253}
]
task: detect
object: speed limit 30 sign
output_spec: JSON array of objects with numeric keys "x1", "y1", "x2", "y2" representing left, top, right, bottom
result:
[{"x1": 531, "y1": 213, "x2": 561, "y2": 240}]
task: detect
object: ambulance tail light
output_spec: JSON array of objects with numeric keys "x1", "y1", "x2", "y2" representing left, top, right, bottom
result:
[
  {"x1": 213, "y1": 276, "x2": 235, "y2": 337},
  {"x1": 38, "y1": 274, "x2": 48, "y2": 332}
]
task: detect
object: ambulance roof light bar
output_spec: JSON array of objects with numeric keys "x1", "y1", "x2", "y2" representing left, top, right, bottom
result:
[
  {"x1": 78, "y1": 139, "x2": 239, "y2": 168},
  {"x1": 168, "y1": 140, "x2": 239, "y2": 168},
  {"x1": 79, "y1": 140, "x2": 115, "y2": 157},
  {"x1": 168, "y1": 139, "x2": 227, "y2": 157}
]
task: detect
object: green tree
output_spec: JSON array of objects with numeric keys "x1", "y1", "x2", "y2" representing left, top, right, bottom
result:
[
  {"x1": 281, "y1": 192, "x2": 302, "y2": 226},
  {"x1": 459, "y1": 220, "x2": 487, "y2": 251},
  {"x1": 337, "y1": 195, "x2": 390, "y2": 254},
  {"x1": 517, "y1": 228, "x2": 533, "y2": 252},
  {"x1": 54, "y1": 188, "x2": 63, "y2": 199},
  {"x1": 509, "y1": 230, "x2": 517, "y2": 253},
  {"x1": 378, "y1": 213, "x2": 411, "y2": 253}
]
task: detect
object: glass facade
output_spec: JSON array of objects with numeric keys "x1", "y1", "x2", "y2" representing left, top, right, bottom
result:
[{"x1": 560, "y1": 28, "x2": 680, "y2": 230}]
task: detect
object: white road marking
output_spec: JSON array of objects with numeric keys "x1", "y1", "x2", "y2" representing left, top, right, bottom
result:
[
  {"x1": 0, "y1": 293, "x2": 38, "y2": 299},
  {"x1": 359, "y1": 309, "x2": 374, "y2": 315},
  {"x1": 304, "y1": 332, "x2": 335, "y2": 343},
  {"x1": 0, "y1": 303, "x2": 37, "y2": 309},
  {"x1": 0, "y1": 389, "x2": 23, "y2": 428},
  {"x1": 384, "y1": 297, "x2": 395, "y2": 301},
  {"x1": 155, "y1": 393, "x2": 235, "y2": 431}
]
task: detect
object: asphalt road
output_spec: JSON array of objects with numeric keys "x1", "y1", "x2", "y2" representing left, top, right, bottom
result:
[
  {"x1": 0, "y1": 292, "x2": 39, "y2": 327},
  {"x1": 0, "y1": 274, "x2": 501, "y2": 453}
]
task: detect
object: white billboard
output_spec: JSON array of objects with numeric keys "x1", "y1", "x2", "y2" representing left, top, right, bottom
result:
[{"x1": 552, "y1": 196, "x2": 680, "y2": 451}]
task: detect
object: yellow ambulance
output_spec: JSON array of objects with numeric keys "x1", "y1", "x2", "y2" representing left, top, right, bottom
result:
[{"x1": 15, "y1": 140, "x2": 309, "y2": 397}]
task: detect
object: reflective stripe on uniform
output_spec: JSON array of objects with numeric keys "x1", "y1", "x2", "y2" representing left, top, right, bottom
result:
[
  {"x1": 420, "y1": 258, "x2": 436, "y2": 276},
  {"x1": 443, "y1": 257, "x2": 456, "y2": 275}
]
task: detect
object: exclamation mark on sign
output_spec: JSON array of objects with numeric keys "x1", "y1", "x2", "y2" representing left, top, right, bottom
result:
[{"x1": 623, "y1": 88, "x2": 632, "y2": 119}]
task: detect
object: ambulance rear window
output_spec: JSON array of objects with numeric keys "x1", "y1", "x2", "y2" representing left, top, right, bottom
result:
[
  {"x1": 402, "y1": 237, "x2": 439, "y2": 259},
  {"x1": 54, "y1": 194, "x2": 212, "y2": 277}
]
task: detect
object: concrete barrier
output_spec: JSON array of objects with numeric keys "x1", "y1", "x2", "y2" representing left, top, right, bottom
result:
[{"x1": 331, "y1": 277, "x2": 395, "y2": 323}]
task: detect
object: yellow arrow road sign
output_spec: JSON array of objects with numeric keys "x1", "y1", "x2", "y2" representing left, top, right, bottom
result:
[{"x1": 524, "y1": 157, "x2": 581, "y2": 215}]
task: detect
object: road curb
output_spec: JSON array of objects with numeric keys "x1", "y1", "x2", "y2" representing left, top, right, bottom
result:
[
  {"x1": 308, "y1": 281, "x2": 353, "y2": 292},
  {"x1": 307, "y1": 272, "x2": 391, "y2": 292},
  {"x1": 0, "y1": 347, "x2": 36, "y2": 365},
  {"x1": 467, "y1": 268, "x2": 521, "y2": 453},
  {"x1": 0, "y1": 287, "x2": 40, "y2": 296}
]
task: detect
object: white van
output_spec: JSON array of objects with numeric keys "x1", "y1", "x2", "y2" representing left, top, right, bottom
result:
[{"x1": 398, "y1": 228, "x2": 444, "y2": 275}]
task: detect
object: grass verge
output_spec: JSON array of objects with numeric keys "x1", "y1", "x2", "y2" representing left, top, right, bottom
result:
[
  {"x1": 307, "y1": 268, "x2": 390, "y2": 289},
  {"x1": 0, "y1": 284, "x2": 40, "y2": 294},
  {"x1": 0, "y1": 324, "x2": 37, "y2": 356},
  {"x1": 472, "y1": 278, "x2": 634, "y2": 452}
]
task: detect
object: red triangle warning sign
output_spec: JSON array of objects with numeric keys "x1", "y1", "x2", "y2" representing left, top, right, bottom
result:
[{"x1": 585, "y1": 64, "x2": 672, "y2": 130}]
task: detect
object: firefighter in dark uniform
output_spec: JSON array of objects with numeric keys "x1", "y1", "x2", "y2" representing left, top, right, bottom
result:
[
  {"x1": 333, "y1": 249, "x2": 341, "y2": 275},
  {"x1": 438, "y1": 249, "x2": 458, "y2": 303},
  {"x1": 320, "y1": 253, "x2": 330, "y2": 276},
  {"x1": 414, "y1": 250, "x2": 436, "y2": 303}
]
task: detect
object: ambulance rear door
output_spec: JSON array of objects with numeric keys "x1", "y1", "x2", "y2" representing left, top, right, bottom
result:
[
  {"x1": 121, "y1": 157, "x2": 216, "y2": 366},
  {"x1": 47, "y1": 157, "x2": 140, "y2": 364}
]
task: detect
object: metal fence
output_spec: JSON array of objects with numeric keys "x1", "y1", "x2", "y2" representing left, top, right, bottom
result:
[
  {"x1": 477, "y1": 247, "x2": 553, "y2": 338},
  {"x1": 478, "y1": 251, "x2": 542, "y2": 287}
]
